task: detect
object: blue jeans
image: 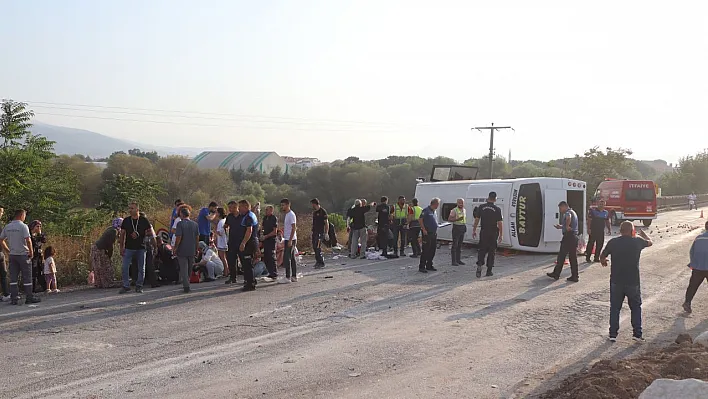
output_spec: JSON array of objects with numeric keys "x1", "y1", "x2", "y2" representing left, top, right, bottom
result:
[
  {"x1": 122, "y1": 249, "x2": 146, "y2": 288},
  {"x1": 610, "y1": 283, "x2": 642, "y2": 338}
]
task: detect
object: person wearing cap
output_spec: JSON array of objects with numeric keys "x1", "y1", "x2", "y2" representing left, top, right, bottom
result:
[
  {"x1": 418, "y1": 197, "x2": 441, "y2": 273},
  {"x1": 547, "y1": 201, "x2": 580, "y2": 282},
  {"x1": 28, "y1": 220, "x2": 48, "y2": 293},
  {"x1": 195, "y1": 241, "x2": 224, "y2": 281},
  {"x1": 91, "y1": 217, "x2": 123, "y2": 288},
  {"x1": 472, "y1": 192, "x2": 504, "y2": 278}
]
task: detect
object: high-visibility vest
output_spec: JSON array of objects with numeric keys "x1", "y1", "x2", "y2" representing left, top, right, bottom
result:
[
  {"x1": 392, "y1": 204, "x2": 410, "y2": 220},
  {"x1": 413, "y1": 206, "x2": 423, "y2": 220},
  {"x1": 452, "y1": 207, "x2": 466, "y2": 225}
]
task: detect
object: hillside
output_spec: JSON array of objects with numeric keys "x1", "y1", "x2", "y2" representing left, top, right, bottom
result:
[{"x1": 30, "y1": 122, "x2": 202, "y2": 158}]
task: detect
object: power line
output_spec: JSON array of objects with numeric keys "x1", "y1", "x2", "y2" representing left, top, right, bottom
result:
[
  {"x1": 24, "y1": 100, "x2": 437, "y2": 130},
  {"x1": 28, "y1": 104, "x2": 412, "y2": 131},
  {"x1": 32, "y1": 111, "x2": 416, "y2": 133}
]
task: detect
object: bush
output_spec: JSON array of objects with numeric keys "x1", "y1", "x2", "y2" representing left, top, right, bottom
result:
[{"x1": 329, "y1": 213, "x2": 346, "y2": 232}]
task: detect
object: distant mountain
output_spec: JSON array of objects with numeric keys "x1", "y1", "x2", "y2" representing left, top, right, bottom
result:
[{"x1": 30, "y1": 122, "x2": 202, "y2": 158}]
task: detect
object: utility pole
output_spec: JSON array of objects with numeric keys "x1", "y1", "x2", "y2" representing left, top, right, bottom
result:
[{"x1": 473, "y1": 123, "x2": 514, "y2": 179}]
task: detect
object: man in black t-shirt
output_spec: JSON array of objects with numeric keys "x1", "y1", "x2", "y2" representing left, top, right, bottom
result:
[
  {"x1": 472, "y1": 192, "x2": 504, "y2": 278},
  {"x1": 600, "y1": 221, "x2": 652, "y2": 342},
  {"x1": 261, "y1": 205, "x2": 278, "y2": 278},
  {"x1": 376, "y1": 197, "x2": 391, "y2": 257},
  {"x1": 223, "y1": 201, "x2": 241, "y2": 284},
  {"x1": 119, "y1": 202, "x2": 154, "y2": 294},
  {"x1": 311, "y1": 198, "x2": 329, "y2": 268},
  {"x1": 347, "y1": 200, "x2": 375, "y2": 259}
]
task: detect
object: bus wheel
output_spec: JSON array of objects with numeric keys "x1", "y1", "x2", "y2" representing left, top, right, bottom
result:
[
  {"x1": 643, "y1": 220, "x2": 653, "y2": 227},
  {"x1": 611, "y1": 212, "x2": 621, "y2": 227}
]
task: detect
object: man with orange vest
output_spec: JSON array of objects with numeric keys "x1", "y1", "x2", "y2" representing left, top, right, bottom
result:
[{"x1": 390, "y1": 196, "x2": 413, "y2": 258}]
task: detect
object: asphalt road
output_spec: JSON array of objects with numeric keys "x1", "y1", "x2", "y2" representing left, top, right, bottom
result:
[{"x1": 1, "y1": 208, "x2": 706, "y2": 399}]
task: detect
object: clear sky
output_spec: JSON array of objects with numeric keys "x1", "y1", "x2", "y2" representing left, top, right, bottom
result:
[{"x1": 2, "y1": 1, "x2": 706, "y2": 163}]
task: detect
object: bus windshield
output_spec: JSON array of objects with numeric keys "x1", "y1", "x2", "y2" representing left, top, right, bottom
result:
[
  {"x1": 625, "y1": 188, "x2": 655, "y2": 201},
  {"x1": 430, "y1": 165, "x2": 479, "y2": 182}
]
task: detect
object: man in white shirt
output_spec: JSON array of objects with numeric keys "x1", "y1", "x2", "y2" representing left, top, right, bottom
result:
[
  {"x1": 279, "y1": 198, "x2": 298, "y2": 283},
  {"x1": 0, "y1": 209, "x2": 41, "y2": 305},
  {"x1": 196, "y1": 241, "x2": 224, "y2": 281}
]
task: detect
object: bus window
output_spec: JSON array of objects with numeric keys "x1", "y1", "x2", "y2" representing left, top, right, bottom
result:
[{"x1": 441, "y1": 203, "x2": 457, "y2": 222}]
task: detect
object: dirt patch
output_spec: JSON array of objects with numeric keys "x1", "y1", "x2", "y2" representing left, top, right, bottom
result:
[{"x1": 541, "y1": 337, "x2": 708, "y2": 399}]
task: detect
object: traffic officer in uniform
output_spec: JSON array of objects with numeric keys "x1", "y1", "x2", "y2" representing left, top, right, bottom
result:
[
  {"x1": 472, "y1": 192, "x2": 503, "y2": 278},
  {"x1": 586, "y1": 200, "x2": 611, "y2": 263},
  {"x1": 408, "y1": 198, "x2": 423, "y2": 258},
  {"x1": 390, "y1": 196, "x2": 412, "y2": 258},
  {"x1": 547, "y1": 201, "x2": 580, "y2": 282},
  {"x1": 418, "y1": 198, "x2": 441, "y2": 273},
  {"x1": 448, "y1": 198, "x2": 467, "y2": 266}
]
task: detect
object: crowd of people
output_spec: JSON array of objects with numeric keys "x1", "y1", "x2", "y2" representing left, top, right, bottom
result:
[{"x1": 2, "y1": 195, "x2": 708, "y2": 345}]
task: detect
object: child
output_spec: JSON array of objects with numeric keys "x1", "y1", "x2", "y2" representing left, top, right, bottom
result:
[{"x1": 44, "y1": 246, "x2": 59, "y2": 293}]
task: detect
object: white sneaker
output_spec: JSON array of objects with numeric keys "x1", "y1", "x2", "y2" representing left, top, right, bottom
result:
[
  {"x1": 0, "y1": 295, "x2": 10, "y2": 302},
  {"x1": 45, "y1": 290, "x2": 52, "y2": 294},
  {"x1": 53, "y1": 289, "x2": 60, "y2": 293},
  {"x1": 291, "y1": 276, "x2": 298, "y2": 282},
  {"x1": 609, "y1": 336, "x2": 617, "y2": 342},
  {"x1": 278, "y1": 277, "x2": 291, "y2": 284}
]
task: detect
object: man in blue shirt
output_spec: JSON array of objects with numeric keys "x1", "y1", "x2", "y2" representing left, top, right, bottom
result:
[
  {"x1": 418, "y1": 197, "x2": 440, "y2": 273},
  {"x1": 586, "y1": 200, "x2": 612, "y2": 263},
  {"x1": 683, "y1": 221, "x2": 708, "y2": 313},
  {"x1": 547, "y1": 201, "x2": 580, "y2": 282},
  {"x1": 197, "y1": 201, "x2": 218, "y2": 243}
]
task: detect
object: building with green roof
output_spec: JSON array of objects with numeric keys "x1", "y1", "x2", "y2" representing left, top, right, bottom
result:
[{"x1": 191, "y1": 151, "x2": 287, "y2": 173}]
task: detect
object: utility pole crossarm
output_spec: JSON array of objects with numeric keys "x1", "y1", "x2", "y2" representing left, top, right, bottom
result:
[{"x1": 471, "y1": 123, "x2": 514, "y2": 179}]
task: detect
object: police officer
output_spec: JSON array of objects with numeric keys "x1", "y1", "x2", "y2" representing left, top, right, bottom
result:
[
  {"x1": 418, "y1": 198, "x2": 441, "y2": 273},
  {"x1": 376, "y1": 196, "x2": 391, "y2": 258},
  {"x1": 390, "y1": 196, "x2": 412, "y2": 258},
  {"x1": 586, "y1": 200, "x2": 611, "y2": 263},
  {"x1": 547, "y1": 201, "x2": 580, "y2": 282},
  {"x1": 448, "y1": 198, "x2": 467, "y2": 266},
  {"x1": 472, "y1": 192, "x2": 503, "y2": 278},
  {"x1": 408, "y1": 198, "x2": 423, "y2": 258}
]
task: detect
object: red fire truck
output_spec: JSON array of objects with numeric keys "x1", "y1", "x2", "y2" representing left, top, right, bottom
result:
[{"x1": 591, "y1": 179, "x2": 658, "y2": 227}]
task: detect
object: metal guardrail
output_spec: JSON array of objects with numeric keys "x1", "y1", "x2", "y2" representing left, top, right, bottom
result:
[{"x1": 657, "y1": 194, "x2": 708, "y2": 210}]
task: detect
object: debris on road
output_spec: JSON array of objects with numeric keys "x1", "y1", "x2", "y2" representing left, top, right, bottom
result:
[
  {"x1": 540, "y1": 334, "x2": 708, "y2": 399},
  {"x1": 348, "y1": 372, "x2": 361, "y2": 377}
]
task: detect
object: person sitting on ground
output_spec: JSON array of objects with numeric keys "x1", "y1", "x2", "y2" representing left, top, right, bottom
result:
[{"x1": 194, "y1": 241, "x2": 224, "y2": 282}]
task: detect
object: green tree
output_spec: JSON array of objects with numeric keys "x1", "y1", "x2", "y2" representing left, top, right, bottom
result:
[
  {"x1": 574, "y1": 147, "x2": 634, "y2": 196},
  {"x1": 0, "y1": 101, "x2": 81, "y2": 222},
  {"x1": 0, "y1": 99, "x2": 35, "y2": 149},
  {"x1": 128, "y1": 148, "x2": 160, "y2": 163},
  {"x1": 269, "y1": 166, "x2": 283, "y2": 184},
  {"x1": 98, "y1": 174, "x2": 164, "y2": 215}
]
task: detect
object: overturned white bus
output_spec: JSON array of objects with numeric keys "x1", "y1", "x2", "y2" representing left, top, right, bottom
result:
[{"x1": 413, "y1": 166, "x2": 587, "y2": 253}]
